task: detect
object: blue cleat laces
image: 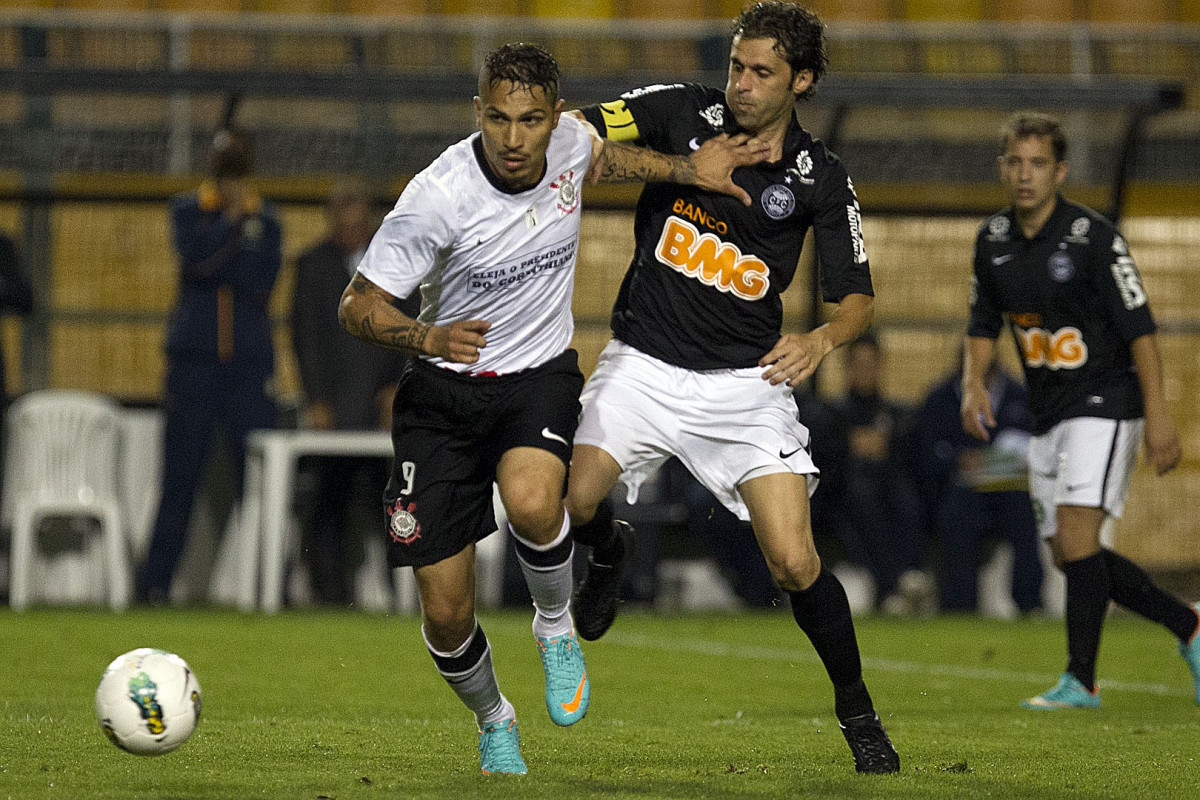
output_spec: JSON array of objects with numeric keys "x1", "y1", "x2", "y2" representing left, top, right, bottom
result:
[
  {"x1": 536, "y1": 632, "x2": 590, "y2": 726},
  {"x1": 478, "y1": 718, "x2": 528, "y2": 775}
]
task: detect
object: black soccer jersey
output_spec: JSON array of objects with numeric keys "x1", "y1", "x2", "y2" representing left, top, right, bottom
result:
[
  {"x1": 967, "y1": 196, "x2": 1157, "y2": 434},
  {"x1": 581, "y1": 83, "x2": 873, "y2": 371}
]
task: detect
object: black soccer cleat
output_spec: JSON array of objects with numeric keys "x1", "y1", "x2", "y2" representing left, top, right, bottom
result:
[
  {"x1": 839, "y1": 712, "x2": 900, "y2": 774},
  {"x1": 572, "y1": 520, "x2": 634, "y2": 642}
]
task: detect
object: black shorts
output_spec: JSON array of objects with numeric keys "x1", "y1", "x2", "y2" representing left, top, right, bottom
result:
[{"x1": 383, "y1": 349, "x2": 584, "y2": 568}]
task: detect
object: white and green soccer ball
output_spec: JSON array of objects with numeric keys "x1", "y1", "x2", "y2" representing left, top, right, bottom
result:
[{"x1": 94, "y1": 648, "x2": 202, "y2": 756}]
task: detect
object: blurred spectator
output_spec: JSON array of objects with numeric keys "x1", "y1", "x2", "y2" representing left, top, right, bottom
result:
[
  {"x1": 291, "y1": 180, "x2": 413, "y2": 605},
  {"x1": 137, "y1": 128, "x2": 281, "y2": 605},
  {"x1": 0, "y1": 231, "x2": 33, "y2": 507},
  {"x1": 685, "y1": 475, "x2": 782, "y2": 609},
  {"x1": 911, "y1": 360, "x2": 1043, "y2": 614},
  {"x1": 829, "y1": 333, "x2": 931, "y2": 615},
  {"x1": 793, "y1": 384, "x2": 847, "y2": 560},
  {"x1": 0, "y1": 232, "x2": 32, "y2": 407}
]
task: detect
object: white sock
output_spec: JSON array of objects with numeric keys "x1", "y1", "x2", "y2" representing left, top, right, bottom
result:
[
  {"x1": 510, "y1": 514, "x2": 575, "y2": 640},
  {"x1": 423, "y1": 621, "x2": 511, "y2": 726}
]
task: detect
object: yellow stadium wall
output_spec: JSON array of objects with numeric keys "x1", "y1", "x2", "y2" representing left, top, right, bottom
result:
[{"x1": 13, "y1": 0, "x2": 1199, "y2": 21}]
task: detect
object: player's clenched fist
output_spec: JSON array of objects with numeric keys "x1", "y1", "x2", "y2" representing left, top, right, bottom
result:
[{"x1": 426, "y1": 319, "x2": 492, "y2": 364}]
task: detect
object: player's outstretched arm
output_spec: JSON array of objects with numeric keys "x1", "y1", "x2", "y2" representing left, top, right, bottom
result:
[
  {"x1": 1130, "y1": 332, "x2": 1182, "y2": 475},
  {"x1": 339, "y1": 271, "x2": 490, "y2": 364},
  {"x1": 571, "y1": 110, "x2": 768, "y2": 205},
  {"x1": 759, "y1": 292, "x2": 874, "y2": 387},
  {"x1": 960, "y1": 336, "x2": 998, "y2": 441}
]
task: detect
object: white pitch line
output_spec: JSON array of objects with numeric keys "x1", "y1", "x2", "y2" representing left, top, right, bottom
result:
[{"x1": 606, "y1": 632, "x2": 1189, "y2": 697}]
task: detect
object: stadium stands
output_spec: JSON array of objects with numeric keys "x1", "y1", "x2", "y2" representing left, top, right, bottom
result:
[
  {"x1": 994, "y1": 0, "x2": 1074, "y2": 22},
  {"x1": 903, "y1": 0, "x2": 984, "y2": 22},
  {"x1": 13, "y1": 0, "x2": 1200, "y2": 22}
]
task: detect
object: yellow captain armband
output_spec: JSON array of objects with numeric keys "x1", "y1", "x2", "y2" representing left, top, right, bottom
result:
[{"x1": 599, "y1": 100, "x2": 639, "y2": 141}]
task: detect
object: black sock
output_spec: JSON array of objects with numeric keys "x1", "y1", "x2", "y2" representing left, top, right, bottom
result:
[
  {"x1": 1063, "y1": 552, "x2": 1110, "y2": 691},
  {"x1": 1103, "y1": 548, "x2": 1199, "y2": 642},
  {"x1": 571, "y1": 497, "x2": 620, "y2": 564},
  {"x1": 788, "y1": 567, "x2": 874, "y2": 720}
]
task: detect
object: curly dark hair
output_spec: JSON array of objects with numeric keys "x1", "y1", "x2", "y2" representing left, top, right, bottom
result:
[
  {"x1": 732, "y1": 2, "x2": 828, "y2": 101},
  {"x1": 479, "y1": 43, "x2": 560, "y2": 102},
  {"x1": 999, "y1": 111, "x2": 1068, "y2": 162}
]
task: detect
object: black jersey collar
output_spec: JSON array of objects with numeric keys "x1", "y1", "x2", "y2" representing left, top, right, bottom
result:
[
  {"x1": 781, "y1": 113, "x2": 808, "y2": 155},
  {"x1": 1015, "y1": 194, "x2": 1069, "y2": 241},
  {"x1": 471, "y1": 135, "x2": 548, "y2": 195}
]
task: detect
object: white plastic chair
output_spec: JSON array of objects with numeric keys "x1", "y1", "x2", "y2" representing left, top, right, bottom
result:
[{"x1": 4, "y1": 390, "x2": 129, "y2": 610}]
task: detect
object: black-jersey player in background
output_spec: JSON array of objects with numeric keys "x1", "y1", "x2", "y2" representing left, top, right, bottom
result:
[
  {"x1": 564, "y1": 2, "x2": 899, "y2": 774},
  {"x1": 962, "y1": 111, "x2": 1200, "y2": 709}
]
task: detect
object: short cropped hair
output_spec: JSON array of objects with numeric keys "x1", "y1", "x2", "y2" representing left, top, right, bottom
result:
[
  {"x1": 479, "y1": 43, "x2": 560, "y2": 103},
  {"x1": 999, "y1": 111, "x2": 1068, "y2": 162},
  {"x1": 732, "y1": 2, "x2": 828, "y2": 101},
  {"x1": 210, "y1": 128, "x2": 253, "y2": 179}
]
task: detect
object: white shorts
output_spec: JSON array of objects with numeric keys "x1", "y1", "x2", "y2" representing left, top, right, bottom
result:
[
  {"x1": 1027, "y1": 416, "x2": 1143, "y2": 540},
  {"x1": 575, "y1": 339, "x2": 818, "y2": 521}
]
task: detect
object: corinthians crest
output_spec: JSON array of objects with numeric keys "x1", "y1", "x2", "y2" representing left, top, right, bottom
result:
[
  {"x1": 388, "y1": 499, "x2": 422, "y2": 545},
  {"x1": 551, "y1": 170, "x2": 578, "y2": 215}
]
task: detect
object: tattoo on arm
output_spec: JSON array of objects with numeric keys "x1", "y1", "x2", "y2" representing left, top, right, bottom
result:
[
  {"x1": 596, "y1": 141, "x2": 697, "y2": 185},
  {"x1": 344, "y1": 273, "x2": 431, "y2": 355}
]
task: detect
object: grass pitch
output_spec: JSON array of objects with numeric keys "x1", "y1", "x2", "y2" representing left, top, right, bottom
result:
[{"x1": 2, "y1": 608, "x2": 1198, "y2": 799}]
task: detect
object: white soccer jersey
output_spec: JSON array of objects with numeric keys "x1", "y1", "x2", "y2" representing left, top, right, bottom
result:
[{"x1": 358, "y1": 114, "x2": 593, "y2": 374}]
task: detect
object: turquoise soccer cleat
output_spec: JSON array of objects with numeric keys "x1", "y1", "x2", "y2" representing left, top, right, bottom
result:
[
  {"x1": 1020, "y1": 673, "x2": 1100, "y2": 709},
  {"x1": 477, "y1": 718, "x2": 528, "y2": 775},
  {"x1": 536, "y1": 632, "x2": 590, "y2": 726},
  {"x1": 1179, "y1": 603, "x2": 1200, "y2": 705}
]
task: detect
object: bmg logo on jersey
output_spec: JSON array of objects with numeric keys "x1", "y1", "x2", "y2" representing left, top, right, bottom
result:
[
  {"x1": 1016, "y1": 325, "x2": 1088, "y2": 370},
  {"x1": 655, "y1": 216, "x2": 769, "y2": 300}
]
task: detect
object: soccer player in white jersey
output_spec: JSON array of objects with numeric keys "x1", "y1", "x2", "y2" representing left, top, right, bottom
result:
[
  {"x1": 338, "y1": 43, "x2": 767, "y2": 775},
  {"x1": 564, "y1": 3, "x2": 900, "y2": 774},
  {"x1": 963, "y1": 111, "x2": 1200, "y2": 709}
]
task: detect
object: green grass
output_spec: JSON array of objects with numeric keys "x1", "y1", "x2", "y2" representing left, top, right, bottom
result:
[{"x1": 2, "y1": 608, "x2": 1198, "y2": 799}]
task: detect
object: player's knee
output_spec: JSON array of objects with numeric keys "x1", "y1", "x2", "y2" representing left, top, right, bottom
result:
[
  {"x1": 565, "y1": 461, "x2": 614, "y2": 527},
  {"x1": 421, "y1": 595, "x2": 476, "y2": 643},
  {"x1": 564, "y1": 491, "x2": 598, "y2": 528},
  {"x1": 765, "y1": 551, "x2": 821, "y2": 592},
  {"x1": 503, "y1": 488, "x2": 562, "y2": 542}
]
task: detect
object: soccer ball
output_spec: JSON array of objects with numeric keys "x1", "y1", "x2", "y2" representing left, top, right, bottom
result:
[{"x1": 94, "y1": 648, "x2": 202, "y2": 756}]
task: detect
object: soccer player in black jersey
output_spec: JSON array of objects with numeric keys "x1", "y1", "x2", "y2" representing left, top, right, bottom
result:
[
  {"x1": 564, "y1": 2, "x2": 899, "y2": 774},
  {"x1": 962, "y1": 111, "x2": 1200, "y2": 709}
]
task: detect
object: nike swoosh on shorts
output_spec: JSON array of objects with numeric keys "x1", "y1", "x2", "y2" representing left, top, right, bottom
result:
[{"x1": 541, "y1": 427, "x2": 569, "y2": 447}]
